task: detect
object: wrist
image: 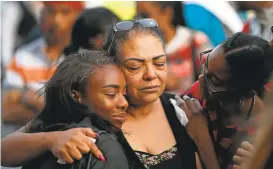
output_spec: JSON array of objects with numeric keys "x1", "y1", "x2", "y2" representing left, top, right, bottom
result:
[
  {"x1": 193, "y1": 130, "x2": 212, "y2": 146},
  {"x1": 41, "y1": 131, "x2": 56, "y2": 151}
]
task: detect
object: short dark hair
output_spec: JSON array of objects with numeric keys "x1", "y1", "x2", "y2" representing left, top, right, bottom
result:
[
  {"x1": 29, "y1": 50, "x2": 115, "y2": 132},
  {"x1": 156, "y1": 1, "x2": 185, "y2": 27},
  {"x1": 64, "y1": 7, "x2": 121, "y2": 55},
  {"x1": 222, "y1": 32, "x2": 273, "y2": 94},
  {"x1": 103, "y1": 21, "x2": 164, "y2": 59}
]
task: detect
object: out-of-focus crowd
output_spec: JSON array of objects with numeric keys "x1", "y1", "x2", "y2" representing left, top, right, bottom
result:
[
  {"x1": 0, "y1": 1, "x2": 273, "y2": 169},
  {"x1": 1, "y1": 0, "x2": 272, "y2": 138}
]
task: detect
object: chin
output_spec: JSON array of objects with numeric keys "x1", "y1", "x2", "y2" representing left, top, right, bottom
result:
[
  {"x1": 139, "y1": 92, "x2": 162, "y2": 104},
  {"x1": 112, "y1": 123, "x2": 122, "y2": 130}
]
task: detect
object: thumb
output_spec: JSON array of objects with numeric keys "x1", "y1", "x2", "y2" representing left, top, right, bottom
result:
[{"x1": 81, "y1": 128, "x2": 97, "y2": 138}]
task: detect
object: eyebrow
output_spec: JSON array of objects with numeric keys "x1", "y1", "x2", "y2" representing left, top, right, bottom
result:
[
  {"x1": 124, "y1": 54, "x2": 166, "y2": 63},
  {"x1": 103, "y1": 84, "x2": 120, "y2": 89}
]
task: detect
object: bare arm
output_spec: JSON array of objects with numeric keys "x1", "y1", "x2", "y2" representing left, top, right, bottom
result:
[
  {"x1": 1, "y1": 125, "x2": 53, "y2": 167},
  {"x1": 174, "y1": 95, "x2": 220, "y2": 169},
  {"x1": 1, "y1": 124, "x2": 101, "y2": 167},
  {"x1": 195, "y1": 132, "x2": 220, "y2": 169}
]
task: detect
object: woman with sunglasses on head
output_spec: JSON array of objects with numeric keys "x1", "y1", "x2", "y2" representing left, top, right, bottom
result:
[
  {"x1": 1, "y1": 18, "x2": 219, "y2": 169},
  {"x1": 3, "y1": 50, "x2": 130, "y2": 169},
  {"x1": 185, "y1": 32, "x2": 273, "y2": 169},
  {"x1": 101, "y1": 18, "x2": 219, "y2": 169}
]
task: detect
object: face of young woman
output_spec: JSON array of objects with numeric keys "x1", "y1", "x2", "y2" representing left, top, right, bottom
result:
[
  {"x1": 84, "y1": 64, "x2": 128, "y2": 129},
  {"x1": 117, "y1": 33, "x2": 168, "y2": 105}
]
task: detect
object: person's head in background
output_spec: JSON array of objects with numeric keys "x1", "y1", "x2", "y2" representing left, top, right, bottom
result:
[
  {"x1": 236, "y1": 1, "x2": 273, "y2": 11},
  {"x1": 64, "y1": 7, "x2": 121, "y2": 55},
  {"x1": 135, "y1": 1, "x2": 184, "y2": 43},
  {"x1": 103, "y1": 19, "x2": 168, "y2": 106},
  {"x1": 30, "y1": 50, "x2": 128, "y2": 132},
  {"x1": 199, "y1": 32, "x2": 273, "y2": 121},
  {"x1": 40, "y1": 1, "x2": 84, "y2": 47}
]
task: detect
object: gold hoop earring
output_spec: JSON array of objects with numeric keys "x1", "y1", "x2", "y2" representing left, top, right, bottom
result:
[{"x1": 240, "y1": 100, "x2": 245, "y2": 106}]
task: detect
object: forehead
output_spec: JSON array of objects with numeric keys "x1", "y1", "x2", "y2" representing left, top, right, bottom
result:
[
  {"x1": 207, "y1": 45, "x2": 229, "y2": 73},
  {"x1": 119, "y1": 34, "x2": 164, "y2": 61},
  {"x1": 44, "y1": 4, "x2": 74, "y2": 11},
  {"x1": 88, "y1": 64, "x2": 125, "y2": 85}
]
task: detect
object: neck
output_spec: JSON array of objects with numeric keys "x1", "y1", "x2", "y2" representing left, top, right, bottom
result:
[
  {"x1": 44, "y1": 34, "x2": 71, "y2": 61},
  {"x1": 44, "y1": 44, "x2": 64, "y2": 62},
  {"x1": 163, "y1": 25, "x2": 177, "y2": 44},
  {"x1": 127, "y1": 99, "x2": 160, "y2": 120}
]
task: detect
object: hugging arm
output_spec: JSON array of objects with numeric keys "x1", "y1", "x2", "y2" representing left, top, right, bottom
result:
[
  {"x1": 1, "y1": 121, "x2": 53, "y2": 167},
  {"x1": 1, "y1": 121, "x2": 100, "y2": 167},
  {"x1": 73, "y1": 134, "x2": 129, "y2": 169}
]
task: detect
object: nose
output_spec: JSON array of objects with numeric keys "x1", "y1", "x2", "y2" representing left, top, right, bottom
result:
[
  {"x1": 54, "y1": 13, "x2": 62, "y2": 27},
  {"x1": 143, "y1": 65, "x2": 156, "y2": 81},
  {"x1": 117, "y1": 94, "x2": 129, "y2": 111}
]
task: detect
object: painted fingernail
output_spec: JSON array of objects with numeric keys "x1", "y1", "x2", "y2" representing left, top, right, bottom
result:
[
  {"x1": 95, "y1": 133, "x2": 99, "y2": 137},
  {"x1": 99, "y1": 154, "x2": 105, "y2": 162}
]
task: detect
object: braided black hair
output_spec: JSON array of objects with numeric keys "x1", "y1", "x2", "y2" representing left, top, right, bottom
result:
[{"x1": 222, "y1": 32, "x2": 273, "y2": 96}]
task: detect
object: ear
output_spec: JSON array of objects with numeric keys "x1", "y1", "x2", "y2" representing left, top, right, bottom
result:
[{"x1": 72, "y1": 90, "x2": 83, "y2": 104}]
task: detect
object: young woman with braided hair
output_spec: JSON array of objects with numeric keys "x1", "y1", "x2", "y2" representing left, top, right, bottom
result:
[{"x1": 185, "y1": 32, "x2": 273, "y2": 169}]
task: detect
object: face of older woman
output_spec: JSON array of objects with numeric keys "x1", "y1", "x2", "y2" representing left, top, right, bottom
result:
[{"x1": 117, "y1": 33, "x2": 168, "y2": 105}]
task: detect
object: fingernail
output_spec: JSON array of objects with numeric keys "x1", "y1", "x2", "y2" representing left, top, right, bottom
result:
[
  {"x1": 99, "y1": 154, "x2": 105, "y2": 162},
  {"x1": 183, "y1": 95, "x2": 190, "y2": 100},
  {"x1": 174, "y1": 95, "x2": 181, "y2": 100},
  {"x1": 95, "y1": 133, "x2": 99, "y2": 137}
]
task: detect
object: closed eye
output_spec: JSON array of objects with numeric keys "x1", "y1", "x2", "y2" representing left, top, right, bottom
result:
[
  {"x1": 105, "y1": 93, "x2": 116, "y2": 97},
  {"x1": 155, "y1": 62, "x2": 166, "y2": 67},
  {"x1": 127, "y1": 66, "x2": 141, "y2": 70}
]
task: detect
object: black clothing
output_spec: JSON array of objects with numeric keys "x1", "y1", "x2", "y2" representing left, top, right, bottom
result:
[
  {"x1": 22, "y1": 117, "x2": 129, "y2": 169},
  {"x1": 116, "y1": 93, "x2": 198, "y2": 169}
]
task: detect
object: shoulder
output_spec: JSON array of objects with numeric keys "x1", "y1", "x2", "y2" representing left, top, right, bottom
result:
[
  {"x1": 13, "y1": 38, "x2": 45, "y2": 63},
  {"x1": 96, "y1": 132, "x2": 128, "y2": 162},
  {"x1": 77, "y1": 132, "x2": 129, "y2": 169},
  {"x1": 160, "y1": 92, "x2": 176, "y2": 102}
]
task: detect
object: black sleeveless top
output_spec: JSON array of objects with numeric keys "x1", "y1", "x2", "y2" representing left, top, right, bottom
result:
[{"x1": 116, "y1": 93, "x2": 198, "y2": 169}]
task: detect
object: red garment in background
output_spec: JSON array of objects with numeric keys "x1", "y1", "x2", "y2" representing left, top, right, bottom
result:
[{"x1": 167, "y1": 29, "x2": 210, "y2": 94}]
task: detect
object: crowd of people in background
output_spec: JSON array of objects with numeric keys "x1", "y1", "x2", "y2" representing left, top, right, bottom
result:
[{"x1": 1, "y1": 1, "x2": 273, "y2": 169}]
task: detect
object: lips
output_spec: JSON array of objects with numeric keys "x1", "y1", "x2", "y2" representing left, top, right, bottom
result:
[
  {"x1": 112, "y1": 113, "x2": 126, "y2": 123},
  {"x1": 140, "y1": 85, "x2": 160, "y2": 93}
]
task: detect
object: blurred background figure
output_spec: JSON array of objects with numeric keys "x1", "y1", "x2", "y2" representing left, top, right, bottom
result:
[
  {"x1": 1, "y1": 1, "x2": 84, "y2": 138},
  {"x1": 1, "y1": 2, "x2": 273, "y2": 168},
  {"x1": 64, "y1": 7, "x2": 121, "y2": 55},
  {"x1": 234, "y1": 1, "x2": 273, "y2": 42},
  {"x1": 1, "y1": 1, "x2": 43, "y2": 68}
]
